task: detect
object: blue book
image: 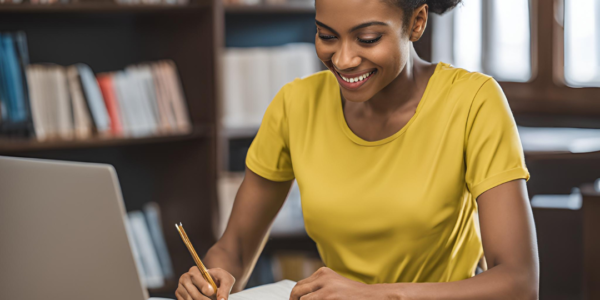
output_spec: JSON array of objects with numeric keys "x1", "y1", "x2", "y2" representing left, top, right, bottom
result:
[
  {"x1": 1, "y1": 34, "x2": 27, "y2": 122},
  {"x1": 14, "y1": 32, "x2": 32, "y2": 125},
  {"x1": 0, "y1": 33, "x2": 9, "y2": 122}
]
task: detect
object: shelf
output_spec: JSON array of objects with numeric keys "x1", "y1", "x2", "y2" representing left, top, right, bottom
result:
[
  {"x1": 222, "y1": 126, "x2": 259, "y2": 139},
  {"x1": 0, "y1": 1, "x2": 210, "y2": 13},
  {"x1": 225, "y1": 3, "x2": 314, "y2": 14},
  {"x1": 0, "y1": 125, "x2": 213, "y2": 154}
]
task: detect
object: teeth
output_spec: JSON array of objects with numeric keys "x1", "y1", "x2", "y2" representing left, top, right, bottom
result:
[{"x1": 340, "y1": 71, "x2": 374, "y2": 83}]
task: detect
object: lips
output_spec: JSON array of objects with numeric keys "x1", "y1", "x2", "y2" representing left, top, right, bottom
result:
[{"x1": 332, "y1": 68, "x2": 377, "y2": 91}]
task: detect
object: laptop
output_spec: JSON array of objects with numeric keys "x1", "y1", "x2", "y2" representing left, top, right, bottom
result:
[{"x1": 0, "y1": 156, "x2": 152, "y2": 300}]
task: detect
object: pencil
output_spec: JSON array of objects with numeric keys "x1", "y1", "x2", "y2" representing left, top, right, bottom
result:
[{"x1": 175, "y1": 222, "x2": 218, "y2": 293}]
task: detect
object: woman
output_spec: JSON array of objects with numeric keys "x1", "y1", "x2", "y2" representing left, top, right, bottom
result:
[{"x1": 177, "y1": 0, "x2": 539, "y2": 299}]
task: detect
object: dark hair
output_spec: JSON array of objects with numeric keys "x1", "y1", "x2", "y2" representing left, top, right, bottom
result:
[{"x1": 385, "y1": 0, "x2": 462, "y2": 28}]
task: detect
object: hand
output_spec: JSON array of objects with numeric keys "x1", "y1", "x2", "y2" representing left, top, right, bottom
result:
[
  {"x1": 176, "y1": 267, "x2": 235, "y2": 300},
  {"x1": 289, "y1": 267, "x2": 383, "y2": 300}
]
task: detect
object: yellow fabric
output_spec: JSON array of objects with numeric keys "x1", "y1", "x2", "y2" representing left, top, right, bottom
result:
[{"x1": 246, "y1": 62, "x2": 530, "y2": 284}]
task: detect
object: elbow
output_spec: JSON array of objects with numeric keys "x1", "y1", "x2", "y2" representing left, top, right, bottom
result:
[{"x1": 509, "y1": 267, "x2": 539, "y2": 300}]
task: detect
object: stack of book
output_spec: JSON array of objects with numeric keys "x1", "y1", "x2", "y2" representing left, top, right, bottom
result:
[
  {"x1": 125, "y1": 202, "x2": 174, "y2": 289},
  {"x1": 222, "y1": 0, "x2": 313, "y2": 6},
  {"x1": 114, "y1": 0, "x2": 190, "y2": 5},
  {"x1": 221, "y1": 43, "x2": 321, "y2": 130},
  {"x1": 0, "y1": 32, "x2": 192, "y2": 142}
]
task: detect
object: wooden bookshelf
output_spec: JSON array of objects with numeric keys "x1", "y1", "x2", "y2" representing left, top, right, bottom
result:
[
  {"x1": 224, "y1": 3, "x2": 314, "y2": 14},
  {"x1": 0, "y1": 2, "x2": 210, "y2": 13},
  {"x1": 0, "y1": 125, "x2": 213, "y2": 154},
  {"x1": 0, "y1": 1, "x2": 223, "y2": 297}
]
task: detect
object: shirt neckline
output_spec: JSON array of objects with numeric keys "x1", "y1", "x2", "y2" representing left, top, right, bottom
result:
[{"x1": 335, "y1": 61, "x2": 443, "y2": 147}]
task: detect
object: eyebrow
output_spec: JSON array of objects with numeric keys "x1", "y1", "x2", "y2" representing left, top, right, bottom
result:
[{"x1": 315, "y1": 20, "x2": 388, "y2": 35}]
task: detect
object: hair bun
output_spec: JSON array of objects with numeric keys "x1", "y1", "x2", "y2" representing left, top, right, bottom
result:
[{"x1": 426, "y1": 0, "x2": 462, "y2": 14}]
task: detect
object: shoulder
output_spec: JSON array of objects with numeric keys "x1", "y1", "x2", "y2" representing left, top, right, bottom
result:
[
  {"x1": 435, "y1": 62, "x2": 494, "y2": 92},
  {"x1": 432, "y1": 62, "x2": 506, "y2": 109}
]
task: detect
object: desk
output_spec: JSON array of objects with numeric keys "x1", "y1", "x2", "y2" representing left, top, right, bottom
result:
[
  {"x1": 581, "y1": 184, "x2": 600, "y2": 299},
  {"x1": 533, "y1": 183, "x2": 600, "y2": 300}
]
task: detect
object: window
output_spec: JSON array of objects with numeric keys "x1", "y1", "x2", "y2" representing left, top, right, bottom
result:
[
  {"x1": 431, "y1": 0, "x2": 532, "y2": 82},
  {"x1": 564, "y1": 0, "x2": 600, "y2": 87}
]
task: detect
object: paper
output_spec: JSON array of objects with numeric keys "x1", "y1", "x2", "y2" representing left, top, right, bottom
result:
[
  {"x1": 147, "y1": 280, "x2": 297, "y2": 300},
  {"x1": 230, "y1": 280, "x2": 296, "y2": 300}
]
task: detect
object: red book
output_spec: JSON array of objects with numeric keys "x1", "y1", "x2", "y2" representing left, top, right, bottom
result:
[{"x1": 96, "y1": 74, "x2": 123, "y2": 136}]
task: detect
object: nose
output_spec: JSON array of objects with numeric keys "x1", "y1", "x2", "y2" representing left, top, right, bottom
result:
[{"x1": 332, "y1": 41, "x2": 361, "y2": 71}]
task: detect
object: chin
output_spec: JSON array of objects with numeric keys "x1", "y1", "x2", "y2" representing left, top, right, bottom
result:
[{"x1": 340, "y1": 89, "x2": 372, "y2": 103}]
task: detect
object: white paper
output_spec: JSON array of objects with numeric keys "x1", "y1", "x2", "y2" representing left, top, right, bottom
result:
[
  {"x1": 230, "y1": 280, "x2": 297, "y2": 300},
  {"x1": 147, "y1": 280, "x2": 297, "y2": 300}
]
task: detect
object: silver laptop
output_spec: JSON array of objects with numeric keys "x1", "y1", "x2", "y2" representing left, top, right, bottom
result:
[{"x1": 0, "y1": 156, "x2": 149, "y2": 300}]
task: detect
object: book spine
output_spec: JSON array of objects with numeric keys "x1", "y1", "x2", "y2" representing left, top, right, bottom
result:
[{"x1": 97, "y1": 74, "x2": 124, "y2": 136}]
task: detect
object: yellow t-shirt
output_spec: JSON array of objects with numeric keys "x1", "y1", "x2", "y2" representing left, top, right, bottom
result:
[{"x1": 246, "y1": 62, "x2": 530, "y2": 284}]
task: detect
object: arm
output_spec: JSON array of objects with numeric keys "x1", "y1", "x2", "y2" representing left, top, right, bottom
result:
[
  {"x1": 204, "y1": 168, "x2": 293, "y2": 292},
  {"x1": 176, "y1": 168, "x2": 293, "y2": 300},
  {"x1": 289, "y1": 179, "x2": 539, "y2": 300},
  {"x1": 383, "y1": 179, "x2": 539, "y2": 300}
]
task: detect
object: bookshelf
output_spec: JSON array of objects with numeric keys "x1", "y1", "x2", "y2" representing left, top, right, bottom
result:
[
  {"x1": 224, "y1": 3, "x2": 314, "y2": 14},
  {"x1": 0, "y1": 2, "x2": 211, "y2": 12},
  {"x1": 0, "y1": 0, "x2": 223, "y2": 296}
]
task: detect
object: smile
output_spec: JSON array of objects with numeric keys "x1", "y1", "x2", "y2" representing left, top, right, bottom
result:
[{"x1": 334, "y1": 69, "x2": 377, "y2": 90}]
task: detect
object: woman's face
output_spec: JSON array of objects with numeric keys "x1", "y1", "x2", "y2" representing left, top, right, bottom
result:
[{"x1": 315, "y1": 0, "x2": 411, "y2": 103}]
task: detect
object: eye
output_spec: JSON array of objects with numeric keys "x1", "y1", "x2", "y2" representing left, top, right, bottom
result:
[
  {"x1": 358, "y1": 36, "x2": 382, "y2": 44},
  {"x1": 318, "y1": 34, "x2": 337, "y2": 41}
]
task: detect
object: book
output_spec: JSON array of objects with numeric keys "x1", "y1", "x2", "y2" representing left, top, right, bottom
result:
[
  {"x1": 147, "y1": 280, "x2": 297, "y2": 300},
  {"x1": 66, "y1": 65, "x2": 93, "y2": 139},
  {"x1": 143, "y1": 202, "x2": 174, "y2": 279},
  {"x1": 96, "y1": 73, "x2": 124, "y2": 136},
  {"x1": 0, "y1": 33, "x2": 27, "y2": 123},
  {"x1": 26, "y1": 64, "x2": 73, "y2": 140},
  {"x1": 51, "y1": 65, "x2": 73, "y2": 140},
  {"x1": 77, "y1": 64, "x2": 111, "y2": 135},
  {"x1": 229, "y1": 280, "x2": 296, "y2": 300},
  {"x1": 125, "y1": 65, "x2": 159, "y2": 135},
  {"x1": 222, "y1": 43, "x2": 320, "y2": 130},
  {"x1": 127, "y1": 210, "x2": 165, "y2": 289},
  {"x1": 159, "y1": 60, "x2": 191, "y2": 133}
]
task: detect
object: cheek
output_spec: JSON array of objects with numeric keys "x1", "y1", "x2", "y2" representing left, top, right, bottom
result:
[
  {"x1": 315, "y1": 39, "x2": 333, "y2": 62},
  {"x1": 363, "y1": 41, "x2": 404, "y2": 78}
]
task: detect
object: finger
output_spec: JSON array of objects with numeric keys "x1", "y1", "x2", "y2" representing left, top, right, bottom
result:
[
  {"x1": 186, "y1": 267, "x2": 215, "y2": 297},
  {"x1": 289, "y1": 279, "x2": 322, "y2": 300},
  {"x1": 209, "y1": 268, "x2": 236, "y2": 300},
  {"x1": 176, "y1": 283, "x2": 189, "y2": 300},
  {"x1": 183, "y1": 279, "x2": 210, "y2": 300},
  {"x1": 299, "y1": 289, "x2": 323, "y2": 300}
]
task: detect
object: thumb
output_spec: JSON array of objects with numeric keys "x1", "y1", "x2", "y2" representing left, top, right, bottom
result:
[
  {"x1": 201, "y1": 283, "x2": 215, "y2": 297},
  {"x1": 212, "y1": 269, "x2": 235, "y2": 300},
  {"x1": 216, "y1": 278, "x2": 234, "y2": 300}
]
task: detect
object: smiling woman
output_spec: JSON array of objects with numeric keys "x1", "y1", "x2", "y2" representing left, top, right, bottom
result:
[{"x1": 175, "y1": 1, "x2": 539, "y2": 300}]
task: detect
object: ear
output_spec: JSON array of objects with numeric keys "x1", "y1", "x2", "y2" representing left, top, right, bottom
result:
[{"x1": 410, "y1": 4, "x2": 429, "y2": 42}]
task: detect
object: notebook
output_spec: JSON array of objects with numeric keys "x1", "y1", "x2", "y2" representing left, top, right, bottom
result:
[{"x1": 149, "y1": 279, "x2": 296, "y2": 300}]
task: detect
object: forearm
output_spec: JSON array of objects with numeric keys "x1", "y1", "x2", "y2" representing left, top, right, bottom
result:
[
  {"x1": 202, "y1": 241, "x2": 244, "y2": 287},
  {"x1": 380, "y1": 264, "x2": 538, "y2": 300}
]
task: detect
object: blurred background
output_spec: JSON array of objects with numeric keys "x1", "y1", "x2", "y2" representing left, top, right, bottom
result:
[{"x1": 0, "y1": 0, "x2": 599, "y2": 299}]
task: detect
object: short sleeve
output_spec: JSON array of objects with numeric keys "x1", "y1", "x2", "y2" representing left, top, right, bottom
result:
[
  {"x1": 245, "y1": 84, "x2": 295, "y2": 182},
  {"x1": 465, "y1": 78, "x2": 530, "y2": 200}
]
